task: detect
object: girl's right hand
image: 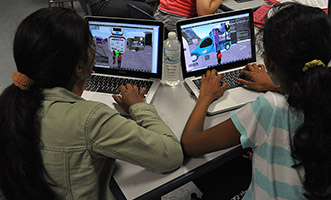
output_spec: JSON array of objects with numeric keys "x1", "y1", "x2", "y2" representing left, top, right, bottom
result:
[
  {"x1": 199, "y1": 69, "x2": 227, "y2": 104},
  {"x1": 112, "y1": 84, "x2": 146, "y2": 112}
]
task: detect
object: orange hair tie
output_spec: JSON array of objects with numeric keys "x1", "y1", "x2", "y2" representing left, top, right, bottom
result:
[{"x1": 12, "y1": 72, "x2": 35, "y2": 90}]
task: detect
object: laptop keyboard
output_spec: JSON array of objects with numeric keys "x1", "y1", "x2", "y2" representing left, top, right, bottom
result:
[
  {"x1": 193, "y1": 69, "x2": 250, "y2": 90},
  {"x1": 85, "y1": 75, "x2": 153, "y2": 94}
]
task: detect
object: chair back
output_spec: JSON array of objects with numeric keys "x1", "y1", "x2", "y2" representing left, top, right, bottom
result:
[
  {"x1": 127, "y1": 3, "x2": 155, "y2": 20},
  {"x1": 78, "y1": 0, "x2": 92, "y2": 15}
]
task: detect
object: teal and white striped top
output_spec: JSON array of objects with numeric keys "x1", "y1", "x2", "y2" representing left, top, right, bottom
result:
[{"x1": 231, "y1": 92, "x2": 306, "y2": 200}]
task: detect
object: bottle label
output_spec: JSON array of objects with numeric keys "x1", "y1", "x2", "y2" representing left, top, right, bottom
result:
[
  {"x1": 164, "y1": 48, "x2": 180, "y2": 64},
  {"x1": 165, "y1": 63, "x2": 178, "y2": 78}
]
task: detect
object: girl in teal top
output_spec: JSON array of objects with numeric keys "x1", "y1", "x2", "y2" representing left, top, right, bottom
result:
[{"x1": 181, "y1": 3, "x2": 331, "y2": 199}]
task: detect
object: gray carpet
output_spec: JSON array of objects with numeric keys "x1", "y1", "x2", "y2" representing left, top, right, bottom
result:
[
  {"x1": 0, "y1": 0, "x2": 84, "y2": 92},
  {"x1": 1, "y1": 0, "x2": 41, "y2": 91}
]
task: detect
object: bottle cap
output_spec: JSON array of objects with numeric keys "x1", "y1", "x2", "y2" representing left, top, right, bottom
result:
[{"x1": 168, "y1": 32, "x2": 176, "y2": 39}]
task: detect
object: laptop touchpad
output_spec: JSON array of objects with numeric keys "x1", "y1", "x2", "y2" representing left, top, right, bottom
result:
[
  {"x1": 91, "y1": 93, "x2": 115, "y2": 107},
  {"x1": 208, "y1": 91, "x2": 237, "y2": 110},
  {"x1": 92, "y1": 93, "x2": 128, "y2": 115},
  {"x1": 230, "y1": 88, "x2": 260, "y2": 104}
]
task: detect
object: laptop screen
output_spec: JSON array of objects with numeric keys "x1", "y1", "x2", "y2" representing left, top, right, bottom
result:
[
  {"x1": 176, "y1": 9, "x2": 256, "y2": 78},
  {"x1": 86, "y1": 16, "x2": 164, "y2": 78}
]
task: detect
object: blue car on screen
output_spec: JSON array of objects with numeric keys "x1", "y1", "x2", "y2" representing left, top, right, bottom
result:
[
  {"x1": 190, "y1": 37, "x2": 215, "y2": 62},
  {"x1": 190, "y1": 23, "x2": 232, "y2": 62}
]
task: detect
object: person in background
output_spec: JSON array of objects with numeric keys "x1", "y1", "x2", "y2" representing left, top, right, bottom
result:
[
  {"x1": 85, "y1": 0, "x2": 154, "y2": 18},
  {"x1": 0, "y1": 7, "x2": 183, "y2": 200},
  {"x1": 181, "y1": 3, "x2": 331, "y2": 200},
  {"x1": 154, "y1": 0, "x2": 224, "y2": 32}
]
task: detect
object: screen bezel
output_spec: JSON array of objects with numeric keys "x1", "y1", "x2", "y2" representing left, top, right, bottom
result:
[
  {"x1": 176, "y1": 9, "x2": 256, "y2": 79},
  {"x1": 85, "y1": 16, "x2": 164, "y2": 79}
]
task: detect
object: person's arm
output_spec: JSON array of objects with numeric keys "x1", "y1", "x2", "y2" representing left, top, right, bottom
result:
[
  {"x1": 238, "y1": 63, "x2": 280, "y2": 92},
  {"x1": 86, "y1": 84, "x2": 183, "y2": 173},
  {"x1": 86, "y1": 103, "x2": 183, "y2": 173},
  {"x1": 181, "y1": 69, "x2": 241, "y2": 157},
  {"x1": 196, "y1": 0, "x2": 223, "y2": 16}
]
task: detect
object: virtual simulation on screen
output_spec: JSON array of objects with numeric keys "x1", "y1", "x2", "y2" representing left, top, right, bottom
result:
[
  {"x1": 180, "y1": 13, "x2": 253, "y2": 73},
  {"x1": 89, "y1": 21, "x2": 159, "y2": 74}
]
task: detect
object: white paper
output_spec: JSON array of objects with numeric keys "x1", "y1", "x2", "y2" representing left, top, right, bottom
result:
[{"x1": 277, "y1": 0, "x2": 328, "y2": 8}]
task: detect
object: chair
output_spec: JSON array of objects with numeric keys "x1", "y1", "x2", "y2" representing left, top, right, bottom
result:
[
  {"x1": 193, "y1": 150, "x2": 252, "y2": 200},
  {"x1": 78, "y1": 0, "x2": 92, "y2": 15},
  {"x1": 127, "y1": 3, "x2": 155, "y2": 20},
  {"x1": 48, "y1": 0, "x2": 78, "y2": 9}
]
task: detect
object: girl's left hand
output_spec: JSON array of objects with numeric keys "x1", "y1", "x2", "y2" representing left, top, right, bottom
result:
[
  {"x1": 199, "y1": 69, "x2": 227, "y2": 103},
  {"x1": 238, "y1": 63, "x2": 280, "y2": 92}
]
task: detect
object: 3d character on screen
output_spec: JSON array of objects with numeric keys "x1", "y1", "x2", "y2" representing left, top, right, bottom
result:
[{"x1": 108, "y1": 27, "x2": 126, "y2": 68}]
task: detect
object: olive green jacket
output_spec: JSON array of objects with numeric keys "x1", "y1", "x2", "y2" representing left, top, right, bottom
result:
[{"x1": 40, "y1": 87, "x2": 183, "y2": 200}]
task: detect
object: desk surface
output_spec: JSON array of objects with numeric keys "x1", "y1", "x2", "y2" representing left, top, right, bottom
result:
[
  {"x1": 112, "y1": 35, "x2": 265, "y2": 199},
  {"x1": 221, "y1": 0, "x2": 264, "y2": 10},
  {"x1": 112, "y1": 82, "x2": 245, "y2": 199}
]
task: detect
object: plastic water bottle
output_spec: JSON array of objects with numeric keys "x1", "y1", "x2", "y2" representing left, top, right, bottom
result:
[{"x1": 163, "y1": 32, "x2": 181, "y2": 86}]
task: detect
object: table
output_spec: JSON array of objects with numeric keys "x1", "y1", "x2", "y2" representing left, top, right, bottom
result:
[
  {"x1": 110, "y1": 27, "x2": 265, "y2": 198},
  {"x1": 110, "y1": 82, "x2": 249, "y2": 200},
  {"x1": 221, "y1": 0, "x2": 264, "y2": 11}
]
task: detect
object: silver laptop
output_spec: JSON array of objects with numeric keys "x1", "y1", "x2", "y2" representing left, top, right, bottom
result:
[
  {"x1": 176, "y1": 9, "x2": 261, "y2": 115},
  {"x1": 82, "y1": 16, "x2": 164, "y2": 115}
]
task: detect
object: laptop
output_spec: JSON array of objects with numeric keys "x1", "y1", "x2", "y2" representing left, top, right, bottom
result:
[
  {"x1": 82, "y1": 16, "x2": 164, "y2": 115},
  {"x1": 176, "y1": 8, "x2": 262, "y2": 115}
]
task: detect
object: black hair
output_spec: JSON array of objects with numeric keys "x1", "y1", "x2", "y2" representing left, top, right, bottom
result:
[
  {"x1": 262, "y1": 3, "x2": 331, "y2": 199},
  {"x1": 0, "y1": 7, "x2": 92, "y2": 199}
]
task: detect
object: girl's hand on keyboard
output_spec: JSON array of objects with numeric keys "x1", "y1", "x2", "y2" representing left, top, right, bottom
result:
[
  {"x1": 238, "y1": 63, "x2": 280, "y2": 92},
  {"x1": 199, "y1": 69, "x2": 227, "y2": 104},
  {"x1": 112, "y1": 84, "x2": 146, "y2": 112}
]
